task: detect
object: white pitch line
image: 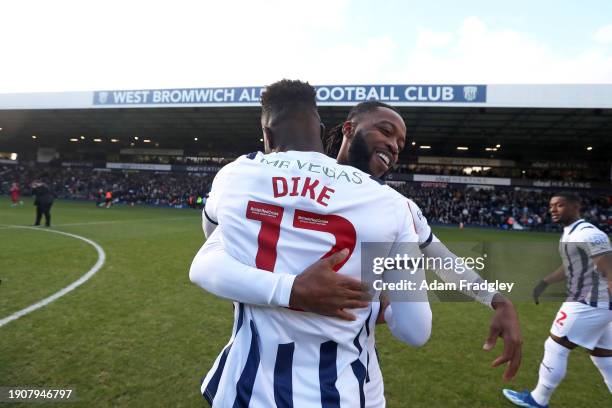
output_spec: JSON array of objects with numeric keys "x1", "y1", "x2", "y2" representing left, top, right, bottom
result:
[
  {"x1": 0, "y1": 226, "x2": 106, "y2": 328},
  {"x1": 0, "y1": 216, "x2": 196, "y2": 230},
  {"x1": 55, "y1": 216, "x2": 195, "y2": 227}
]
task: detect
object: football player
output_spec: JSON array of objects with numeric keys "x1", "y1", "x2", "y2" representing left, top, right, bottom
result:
[{"x1": 503, "y1": 193, "x2": 612, "y2": 407}]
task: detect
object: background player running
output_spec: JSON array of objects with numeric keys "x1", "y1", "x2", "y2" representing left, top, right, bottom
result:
[
  {"x1": 503, "y1": 192, "x2": 612, "y2": 407},
  {"x1": 10, "y1": 182, "x2": 23, "y2": 207}
]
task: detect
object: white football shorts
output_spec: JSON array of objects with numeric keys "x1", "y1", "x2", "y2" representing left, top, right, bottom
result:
[{"x1": 550, "y1": 301, "x2": 612, "y2": 350}]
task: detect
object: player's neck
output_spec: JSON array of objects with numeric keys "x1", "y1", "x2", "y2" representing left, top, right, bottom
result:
[
  {"x1": 336, "y1": 142, "x2": 351, "y2": 166},
  {"x1": 272, "y1": 138, "x2": 325, "y2": 154},
  {"x1": 562, "y1": 216, "x2": 582, "y2": 227}
]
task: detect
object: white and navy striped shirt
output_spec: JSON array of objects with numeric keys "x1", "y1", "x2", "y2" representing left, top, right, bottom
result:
[
  {"x1": 559, "y1": 219, "x2": 612, "y2": 309},
  {"x1": 201, "y1": 151, "x2": 421, "y2": 407}
]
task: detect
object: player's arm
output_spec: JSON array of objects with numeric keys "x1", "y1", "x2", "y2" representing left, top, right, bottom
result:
[
  {"x1": 406, "y1": 200, "x2": 522, "y2": 378},
  {"x1": 422, "y1": 238, "x2": 523, "y2": 379},
  {"x1": 594, "y1": 253, "x2": 612, "y2": 292},
  {"x1": 423, "y1": 235, "x2": 499, "y2": 305},
  {"x1": 407, "y1": 199, "x2": 499, "y2": 306},
  {"x1": 201, "y1": 164, "x2": 230, "y2": 239},
  {"x1": 543, "y1": 264, "x2": 566, "y2": 284},
  {"x1": 585, "y1": 229, "x2": 612, "y2": 291},
  {"x1": 202, "y1": 201, "x2": 217, "y2": 238},
  {"x1": 190, "y1": 227, "x2": 371, "y2": 318},
  {"x1": 191, "y1": 158, "x2": 293, "y2": 306},
  {"x1": 189, "y1": 228, "x2": 296, "y2": 307},
  {"x1": 382, "y1": 271, "x2": 432, "y2": 347},
  {"x1": 533, "y1": 263, "x2": 566, "y2": 305},
  {"x1": 533, "y1": 263, "x2": 566, "y2": 302},
  {"x1": 382, "y1": 201, "x2": 432, "y2": 347}
]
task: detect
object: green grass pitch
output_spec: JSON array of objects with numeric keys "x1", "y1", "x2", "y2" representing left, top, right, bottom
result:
[{"x1": 0, "y1": 198, "x2": 609, "y2": 407}]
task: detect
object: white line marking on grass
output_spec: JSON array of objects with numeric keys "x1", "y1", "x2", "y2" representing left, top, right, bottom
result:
[
  {"x1": 55, "y1": 216, "x2": 194, "y2": 227},
  {"x1": 0, "y1": 226, "x2": 106, "y2": 328},
  {"x1": 0, "y1": 216, "x2": 196, "y2": 230}
]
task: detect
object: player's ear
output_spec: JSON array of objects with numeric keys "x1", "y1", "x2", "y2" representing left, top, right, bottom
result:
[
  {"x1": 342, "y1": 121, "x2": 354, "y2": 140},
  {"x1": 262, "y1": 126, "x2": 275, "y2": 152}
]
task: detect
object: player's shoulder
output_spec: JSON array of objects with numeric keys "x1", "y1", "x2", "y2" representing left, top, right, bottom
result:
[
  {"x1": 366, "y1": 182, "x2": 416, "y2": 223},
  {"x1": 405, "y1": 197, "x2": 421, "y2": 210},
  {"x1": 405, "y1": 198, "x2": 428, "y2": 224},
  {"x1": 574, "y1": 222, "x2": 609, "y2": 241},
  {"x1": 230, "y1": 151, "x2": 262, "y2": 166},
  {"x1": 215, "y1": 152, "x2": 262, "y2": 174},
  {"x1": 346, "y1": 171, "x2": 402, "y2": 201},
  {"x1": 208, "y1": 153, "x2": 259, "y2": 191},
  {"x1": 379, "y1": 182, "x2": 410, "y2": 202}
]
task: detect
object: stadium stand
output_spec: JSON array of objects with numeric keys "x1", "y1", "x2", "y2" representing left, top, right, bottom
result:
[
  {"x1": 0, "y1": 165, "x2": 213, "y2": 208},
  {"x1": 2, "y1": 164, "x2": 609, "y2": 232},
  {"x1": 1, "y1": 84, "x2": 611, "y2": 233}
]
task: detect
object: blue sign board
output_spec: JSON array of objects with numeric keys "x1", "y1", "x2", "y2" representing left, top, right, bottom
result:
[{"x1": 93, "y1": 85, "x2": 486, "y2": 106}]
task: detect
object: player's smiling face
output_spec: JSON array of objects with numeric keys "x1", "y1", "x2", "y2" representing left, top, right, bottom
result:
[
  {"x1": 549, "y1": 196, "x2": 579, "y2": 225},
  {"x1": 346, "y1": 108, "x2": 406, "y2": 178}
]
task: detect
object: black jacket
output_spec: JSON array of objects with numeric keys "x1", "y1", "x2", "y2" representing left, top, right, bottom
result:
[{"x1": 33, "y1": 185, "x2": 54, "y2": 206}]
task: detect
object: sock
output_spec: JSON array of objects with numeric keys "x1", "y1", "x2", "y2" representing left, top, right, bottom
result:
[
  {"x1": 590, "y1": 355, "x2": 612, "y2": 393},
  {"x1": 531, "y1": 337, "x2": 571, "y2": 405}
]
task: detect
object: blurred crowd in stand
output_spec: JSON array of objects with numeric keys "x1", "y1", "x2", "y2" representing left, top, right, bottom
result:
[
  {"x1": 394, "y1": 164, "x2": 604, "y2": 182},
  {"x1": 1, "y1": 164, "x2": 610, "y2": 232},
  {"x1": 1, "y1": 165, "x2": 213, "y2": 209},
  {"x1": 391, "y1": 183, "x2": 611, "y2": 232}
]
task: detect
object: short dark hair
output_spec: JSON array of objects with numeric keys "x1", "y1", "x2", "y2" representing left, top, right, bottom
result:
[
  {"x1": 325, "y1": 100, "x2": 400, "y2": 156},
  {"x1": 260, "y1": 79, "x2": 317, "y2": 125},
  {"x1": 552, "y1": 192, "x2": 581, "y2": 204}
]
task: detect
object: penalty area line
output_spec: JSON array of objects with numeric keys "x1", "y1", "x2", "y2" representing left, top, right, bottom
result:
[{"x1": 0, "y1": 226, "x2": 106, "y2": 328}]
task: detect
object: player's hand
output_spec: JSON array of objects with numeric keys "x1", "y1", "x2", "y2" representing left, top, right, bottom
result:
[
  {"x1": 484, "y1": 294, "x2": 523, "y2": 382},
  {"x1": 289, "y1": 249, "x2": 372, "y2": 321},
  {"x1": 532, "y1": 280, "x2": 549, "y2": 305},
  {"x1": 375, "y1": 293, "x2": 390, "y2": 324}
]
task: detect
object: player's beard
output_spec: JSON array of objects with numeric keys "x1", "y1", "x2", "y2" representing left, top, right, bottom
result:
[
  {"x1": 347, "y1": 129, "x2": 392, "y2": 180},
  {"x1": 347, "y1": 129, "x2": 373, "y2": 175}
]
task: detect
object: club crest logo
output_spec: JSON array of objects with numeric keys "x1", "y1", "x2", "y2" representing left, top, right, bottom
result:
[
  {"x1": 97, "y1": 91, "x2": 109, "y2": 104},
  {"x1": 463, "y1": 86, "x2": 478, "y2": 101}
]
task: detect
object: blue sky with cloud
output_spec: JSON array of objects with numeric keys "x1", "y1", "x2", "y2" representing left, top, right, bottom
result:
[
  {"x1": 349, "y1": 0, "x2": 612, "y2": 56},
  {"x1": 1, "y1": 0, "x2": 611, "y2": 92}
]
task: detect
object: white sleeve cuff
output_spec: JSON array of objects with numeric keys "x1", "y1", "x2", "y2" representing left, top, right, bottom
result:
[
  {"x1": 479, "y1": 290, "x2": 498, "y2": 309},
  {"x1": 274, "y1": 273, "x2": 297, "y2": 308}
]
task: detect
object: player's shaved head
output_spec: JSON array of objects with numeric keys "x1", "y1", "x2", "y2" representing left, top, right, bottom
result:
[
  {"x1": 261, "y1": 79, "x2": 317, "y2": 124},
  {"x1": 260, "y1": 79, "x2": 324, "y2": 153},
  {"x1": 552, "y1": 192, "x2": 581, "y2": 205},
  {"x1": 550, "y1": 192, "x2": 581, "y2": 225}
]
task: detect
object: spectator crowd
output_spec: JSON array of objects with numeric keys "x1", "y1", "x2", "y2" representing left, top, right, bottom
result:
[
  {"x1": 2, "y1": 164, "x2": 610, "y2": 233},
  {"x1": 394, "y1": 164, "x2": 605, "y2": 182},
  {"x1": 392, "y1": 183, "x2": 611, "y2": 233},
  {"x1": 0, "y1": 165, "x2": 213, "y2": 209}
]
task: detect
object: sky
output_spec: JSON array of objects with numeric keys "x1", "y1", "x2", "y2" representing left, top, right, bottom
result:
[{"x1": 1, "y1": 0, "x2": 611, "y2": 93}]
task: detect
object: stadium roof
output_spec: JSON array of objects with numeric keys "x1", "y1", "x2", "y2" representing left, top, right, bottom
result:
[
  {"x1": 2, "y1": 84, "x2": 612, "y2": 110},
  {"x1": 0, "y1": 84, "x2": 611, "y2": 162}
]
